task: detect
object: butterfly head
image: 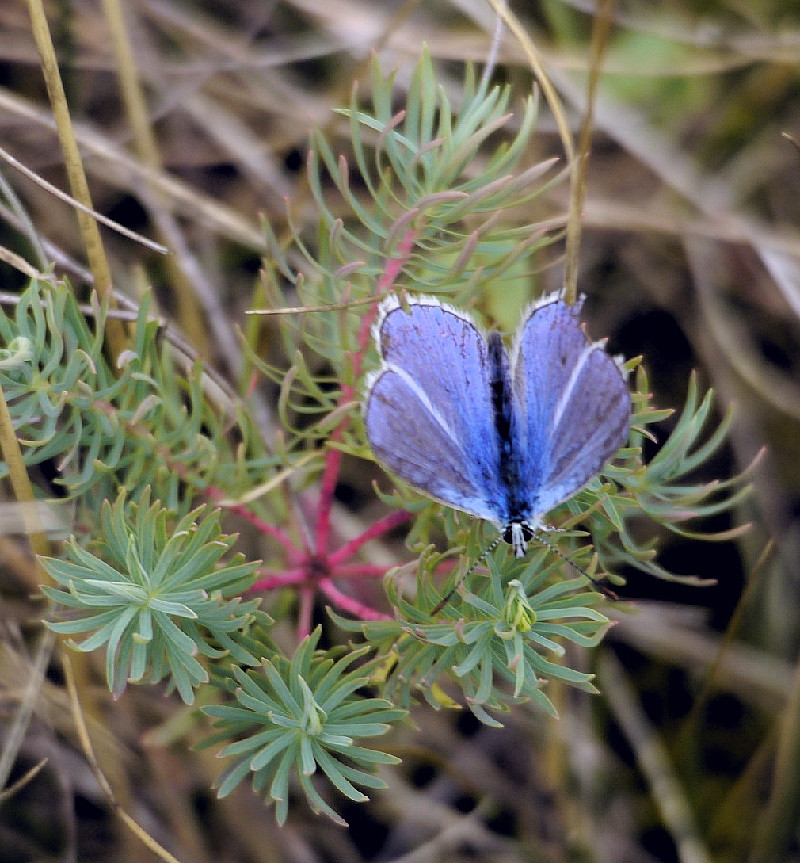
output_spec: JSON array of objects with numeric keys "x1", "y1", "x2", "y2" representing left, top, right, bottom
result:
[{"x1": 503, "y1": 521, "x2": 535, "y2": 557}]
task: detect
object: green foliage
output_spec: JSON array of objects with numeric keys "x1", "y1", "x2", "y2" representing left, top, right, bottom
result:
[
  {"x1": 41, "y1": 491, "x2": 261, "y2": 702},
  {"x1": 202, "y1": 627, "x2": 405, "y2": 825},
  {"x1": 334, "y1": 548, "x2": 608, "y2": 725},
  {"x1": 0, "y1": 279, "x2": 277, "y2": 519},
  {"x1": 312, "y1": 48, "x2": 561, "y2": 287},
  {"x1": 0, "y1": 282, "x2": 113, "y2": 477},
  {"x1": 3, "y1": 49, "x2": 753, "y2": 825},
  {"x1": 254, "y1": 47, "x2": 563, "y2": 449},
  {"x1": 594, "y1": 367, "x2": 754, "y2": 583}
]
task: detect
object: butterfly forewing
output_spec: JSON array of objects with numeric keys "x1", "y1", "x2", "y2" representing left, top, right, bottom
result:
[
  {"x1": 511, "y1": 295, "x2": 630, "y2": 517},
  {"x1": 363, "y1": 297, "x2": 505, "y2": 523}
]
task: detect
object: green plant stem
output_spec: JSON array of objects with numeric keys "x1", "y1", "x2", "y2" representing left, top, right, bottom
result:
[{"x1": 748, "y1": 651, "x2": 800, "y2": 863}]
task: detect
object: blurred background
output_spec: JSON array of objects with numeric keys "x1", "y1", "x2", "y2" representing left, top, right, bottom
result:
[{"x1": 0, "y1": 1, "x2": 799, "y2": 861}]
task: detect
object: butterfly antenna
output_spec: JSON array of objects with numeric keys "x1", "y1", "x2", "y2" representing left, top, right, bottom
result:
[
  {"x1": 533, "y1": 529, "x2": 620, "y2": 601},
  {"x1": 430, "y1": 535, "x2": 503, "y2": 616}
]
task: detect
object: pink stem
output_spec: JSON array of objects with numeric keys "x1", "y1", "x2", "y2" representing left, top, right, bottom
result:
[
  {"x1": 318, "y1": 579, "x2": 392, "y2": 621},
  {"x1": 348, "y1": 228, "x2": 417, "y2": 383},
  {"x1": 376, "y1": 229, "x2": 417, "y2": 295},
  {"x1": 314, "y1": 446, "x2": 341, "y2": 555},
  {"x1": 328, "y1": 510, "x2": 413, "y2": 564},
  {"x1": 206, "y1": 486, "x2": 300, "y2": 560},
  {"x1": 298, "y1": 587, "x2": 314, "y2": 639},
  {"x1": 249, "y1": 568, "x2": 308, "y2": 592},
  {"x1": 328, "y1": 563, "x2": 393, "y2": 578},
  {"x1": 300, "y1": 232, "x2": 422, "y2": 574}
]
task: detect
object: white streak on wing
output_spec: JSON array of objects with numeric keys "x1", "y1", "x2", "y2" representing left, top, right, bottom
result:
[
  {"x1": 381, "y1": 361, "x2": 465, "y2": 453},
  {"x1": 550, "y1": 341, "x2": 598, "y2": 432}
]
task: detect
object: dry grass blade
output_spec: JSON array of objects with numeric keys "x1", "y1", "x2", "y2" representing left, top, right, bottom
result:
[
  {"x1": 62, "y1": 655, "x2": 184, "y2": 863},
  {"x1": 598, "y1": 651, "x2": 713, "y2": 863}
]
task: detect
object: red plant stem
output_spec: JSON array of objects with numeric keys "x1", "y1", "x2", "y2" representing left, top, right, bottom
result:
[
  {"x1": 251, "y1": 561, "x2": 393, "y2": 593},
  {"x1": 314, "y1": 447, "x2": 341, "y2": 555},
  {"x1": 298, "y1": 586, "x2": 314, "y2": 639},
  {"x1": 328, "y1": 510, "x2": 413, "y2": 564},
  {"x1": 229, "y1": 504, "x2": 298, "y2": 556},
  {"x1": 312, "y1": 229, "x2": 418, "y2": 557},
  {"x1": 205, "y1": 485, "x2": 301, "y2": 560},
  {"x1": 377, "y1": 229, "x2": 417, "y2": 294},
  {"x1": 250, "y1": 568, "x2": 308, "y2": 591},
  {"x1": 329, "y1": 563, "x2": 393, "y2": 578},
  {"x1": 318, "y1": 579, "x2": 392, "y2": 621}
]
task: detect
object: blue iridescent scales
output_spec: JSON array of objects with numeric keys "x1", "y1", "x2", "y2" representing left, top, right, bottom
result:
[{"x1": 362, "y1": 292, "x2": 630, "y2": 558}]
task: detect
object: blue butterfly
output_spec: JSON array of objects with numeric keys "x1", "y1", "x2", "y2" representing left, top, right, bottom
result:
[{"x1": 363, "y1": 292, "x2": 630, "y2": 557}]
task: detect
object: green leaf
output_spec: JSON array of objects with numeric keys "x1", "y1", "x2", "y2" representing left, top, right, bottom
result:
[
  {"x1": 43, "y1": 491, "x2": 259, "y2": 702},
  {"x1": 202, "y1": 629, "x2": 406, "y2": 825}
]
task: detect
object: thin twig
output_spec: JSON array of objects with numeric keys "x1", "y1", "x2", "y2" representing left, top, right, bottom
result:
[
  {"x1": 485, "y1": 0, "x2": 574, "y2": 163},
  {"x1": 62, "y1": 654, "x2": 185, "y2": 863},
  {"x1": 0, "y1": 758, "x2": 49, "y2": 803},
  {"x1": 26, "y1": 0, "x2": 125, "y2": 361},
  {"x1": 0, "y1": 146, "x2": 168, "y2": 255},
  {"x1": 0, "y1": 245, "x2": 55, "y2": 283},
  {"x1": 479, "y1": 13, "x2": 505, "y2": 93},
  {"x1": 0, "y1": 165, "x2": 49, "y2": 269},
  {"x1": 563, "y1": 0, "x2": 615, "y2": 304},
  {"x1": 0, "y1": 629, "x2": 55, "y2": 792},
  {"x1": 747, "y1": 641, "x2": 800, "y2": 863},
  {"x1": 247, "y1": 296, "x2": 378, "y2": 315}
]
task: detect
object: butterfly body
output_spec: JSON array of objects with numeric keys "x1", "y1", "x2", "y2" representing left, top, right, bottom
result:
[{"x1": 363, "y1": 293, "x2": 630, "y2": 556}]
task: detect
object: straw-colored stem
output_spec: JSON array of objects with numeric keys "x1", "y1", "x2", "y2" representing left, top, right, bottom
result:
[
  {"x1": 99, "y1": 0, "x2": 209, "y2": 355},
  {"x1": 0, "y1": 379, "x2": 50, "y2": 577},
  {"x1": 563, "y1": 0, "x2": 615, "y2": 305},
  {"x1": 63, "y1": 655, "x2": 184, "y2": 863},
  {"x1": 26, "y1": 0, "x2": 127, "y2": 364},
  {"x1": 486, "y1": 0, "x2": 574, "y2": 164}
]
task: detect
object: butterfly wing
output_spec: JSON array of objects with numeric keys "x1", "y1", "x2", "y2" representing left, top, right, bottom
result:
[
  {"x1": 510, "y1": 294, "x2": 630, "y2": 520},
  {"x1": 363, "y1": 296, "x2": 505, "y2": 523}
]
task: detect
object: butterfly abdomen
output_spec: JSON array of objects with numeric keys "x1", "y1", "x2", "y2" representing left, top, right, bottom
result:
[{"x1": 487, "y1": 332, "x2": 531, "y2": 524}]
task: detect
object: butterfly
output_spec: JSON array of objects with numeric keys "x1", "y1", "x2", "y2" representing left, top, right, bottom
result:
[{"x1": 362, "y1": 292, "x2": 630, "y2": 560}]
